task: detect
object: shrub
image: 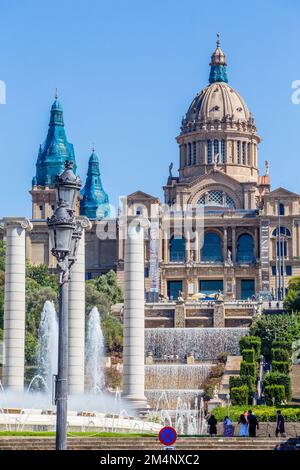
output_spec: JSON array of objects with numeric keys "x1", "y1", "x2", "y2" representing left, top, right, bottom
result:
[
  {"x1": 212, "y1": 406, "x2": 300, "y2": 422},
  {"x1": 217, "y1": 352, "x2": 229, "y2": 364},
  {"x1": 272, "y1": 340, "x2": 293, "y2": 355},
  {"x1": 264, "y1": 385, "x2": 285, "y2": 406},
  {"x1": 240, "y1": 361, "x2": 257, "y2": 380},
  {"x1": 272, "y1": 361, "x2": 290, "y2": 375},
  {"x1": 229, "y1": 375, "x2": 254, "y2": 391},
  {"x1": 239, "y1": 336, "x2": 261, "y2": 359},
  {"x1": 263, "y1": 372, "x2": 291, "y2": 401},
  {"x1": 272, "y1": 348, "x2": 290, "y2": 363},
  {"x1": 242, "y1": 349, "x2": 255, "y2": 363},
  {"x1": 249, "y1": 314, "x2": 300, "y2": 361},
  {"x1": 230, "y1": 385, "x2": 248, "y2": 406}
]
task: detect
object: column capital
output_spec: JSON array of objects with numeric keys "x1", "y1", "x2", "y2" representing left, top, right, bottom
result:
[{"x1": 1, "y1": 217, "x2": 33, "y2": 232}]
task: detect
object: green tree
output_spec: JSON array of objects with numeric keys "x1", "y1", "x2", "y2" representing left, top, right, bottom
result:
[{"x1": 250, "y1": 314, "x2": 300, "y2": 361}]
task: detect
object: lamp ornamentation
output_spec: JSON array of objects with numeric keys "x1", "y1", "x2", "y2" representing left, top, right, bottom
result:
[{"x1": 47, "y1": 160, "x2": 82, "y2": 451}]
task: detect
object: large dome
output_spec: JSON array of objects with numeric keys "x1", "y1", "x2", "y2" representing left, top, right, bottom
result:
[
  {"x1": 180, "y1": 34, "x2": 256, "y2": 135},
  {"x1": 184, "y1": 81, "x2": 251, "y2": 125}
]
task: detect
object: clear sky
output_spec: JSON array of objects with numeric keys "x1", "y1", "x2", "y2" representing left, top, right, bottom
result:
[{"x1": 0, "y1": 0, "x2": 300, "y2": 216}]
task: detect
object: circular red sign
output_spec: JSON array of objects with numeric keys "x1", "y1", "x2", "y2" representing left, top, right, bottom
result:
[{"x1": 159, "y1": 426, "x2": 177, "y2": 446}]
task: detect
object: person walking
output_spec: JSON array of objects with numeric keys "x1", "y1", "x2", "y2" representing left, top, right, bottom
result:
[
  {"x1": 275, "y1": 410, "x2": 285, "y2": 437},
  {"x1": 207, "y1": 414, "x2": 217, "y2": 437},
  {"x1": 238, "y1": 413, "x2": 249, "y2": 437},
  {"x1": 223, "y1": 416, "x2": 234, "y2": 437},
  {"x1": 247, "y1": 410, "x2": 259, "y2": 437}
]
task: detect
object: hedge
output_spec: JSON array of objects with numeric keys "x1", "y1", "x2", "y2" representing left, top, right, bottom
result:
[
  {"x1": 240, "y1": 361, "x2": 257, "y2": 380},
  {"x1": 264, "y1": 385, "x2": 285, "y2": 406},
  {"x1": 272, "y1": 340, "x2": 292, "y2": 355},
  {"x1": 239, "y1": 336, "x2": 261, "y2": 359},
  {"x1": 263, "y1": 372, "x2": 291, "y2": 401},
  {"x1": 242, "y1": 349, "x2": 255, "y2": 363},
  {"x1": 272, "y1": 348, "x2": 290, "y2": 363},
  {"x1": 230, "y1": 386, "x2": 248, "y2": 406},
  {"x1": 212, "y1": 406, "x2": 300, "y2": 422},
  {"x1": 229, "y1": 375, "x2": 254, "y2": 391},
  {"x1": 272, "y1": 361, "x2": 290, "y2": 375}
]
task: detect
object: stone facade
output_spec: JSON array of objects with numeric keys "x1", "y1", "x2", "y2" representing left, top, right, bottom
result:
[{"x1": 23, "y1": 37, "x2": 300, "y2": 304}]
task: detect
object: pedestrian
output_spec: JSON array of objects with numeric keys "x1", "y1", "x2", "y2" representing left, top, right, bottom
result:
[
  {"x1": 223, "y1": 416, "x2": 234, "y2": 437},
  {"x1": 247, "y1": 410, "x2": 259, "y2": 437},
  {"x1": 207, "y1": 414, "x2": 217, "y2": 437},
  {"x1": 275, "y1": 410, "x2": 285, "y2": 437},
  {"x1": 238, "y1": 413, "x2": 249, "y2": 437}
]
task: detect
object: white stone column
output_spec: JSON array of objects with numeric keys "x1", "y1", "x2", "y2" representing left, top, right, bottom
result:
[
  {"x1": 68, "y1": 216, "x2": 91, "y2": 395},
  {"x1": 122, "y1": 220, "x2": 148, "y2": 409},
  {"x1": 2, "y1": 217, "x2": 32, "y2": 390}
]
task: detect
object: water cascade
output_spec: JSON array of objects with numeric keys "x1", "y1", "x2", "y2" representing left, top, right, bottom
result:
[
  {"x1": 37, "y1": 301, "x2": 58, "y2": 391},
  {"x1": 85, "y1": 307, "x2": 105, "y2": 393}
]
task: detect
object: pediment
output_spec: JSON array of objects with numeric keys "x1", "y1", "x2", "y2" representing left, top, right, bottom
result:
[
  {"x1": 266, "y1": 187, "x2": 299, "y2": 198},
  {"x1": 127, "y1": 190, "x2": 159, "y2": 202}
]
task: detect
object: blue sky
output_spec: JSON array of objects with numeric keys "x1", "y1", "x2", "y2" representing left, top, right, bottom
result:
[{"x1": 0, "y1": 0, "x2": 300, "y2": 216}]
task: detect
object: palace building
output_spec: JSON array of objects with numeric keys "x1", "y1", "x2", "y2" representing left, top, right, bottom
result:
[{"x1": 26, "y1": 36, "x2": 300, "y2": 302}]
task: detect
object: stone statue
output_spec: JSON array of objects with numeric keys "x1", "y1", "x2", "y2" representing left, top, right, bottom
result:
[
  {"x1": 169, "y1": 162, "x2": 173, "y2": 178},
  {"x1": 226, "y1": 248, "x2": 233, "y2": 266},
  {"x1": 265, "y1": 160, "x2": 269, "y2": 175}
]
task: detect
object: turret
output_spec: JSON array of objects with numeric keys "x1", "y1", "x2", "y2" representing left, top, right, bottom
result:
[{"x1": 80, "y1": 148, "x2": 110, "y2": 219}]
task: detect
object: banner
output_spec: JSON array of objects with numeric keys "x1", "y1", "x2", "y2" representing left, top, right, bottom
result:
[
  {"x1": 260, "y1": 219, "x2": 270, "y2": 292},
  {"x1": 149, "y1": 221, "x2": 159, "y2": 292}
]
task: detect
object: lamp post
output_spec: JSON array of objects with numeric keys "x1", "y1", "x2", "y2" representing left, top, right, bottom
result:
[{"x1": 47, "y1": 161, "x2": 81, "y2": 450}]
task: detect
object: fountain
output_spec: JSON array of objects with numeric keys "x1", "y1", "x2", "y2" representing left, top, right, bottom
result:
[
  {"x1": 145, "y1": 327, "x2": 248, "y2": 361},
  {"x1": 85, "y1": 307, "x2": 105, "y2": 393},
  {"x1": 37, "y1": 301, "x2": 58, "y2": 391}
]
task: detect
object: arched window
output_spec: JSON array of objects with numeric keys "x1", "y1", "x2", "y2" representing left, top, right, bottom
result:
[
  {"x1": 279, "y1": 203, "x2": 285, "y2": 216},
  {"x1": 214, "y1": 140, "x2": 219, "y2": 160},
  {"x1": 236, "y1": 234, "x2": 254, "y2": 263},
  {"x1": 272, "y1": 226, "x2": 291, "y2": 237},
  {"x1": 169, "y1": 237, "x2": 185, "y2": 262},
  {"x1": 207, "y1": 140, "x2": 212, "y2": 164},
  {"x1": 198, "y1": 190, "x2": 235, "y2": 209},
  {"x1": 187, "y1": 143, "x2": 192, "y2": 165},
  {"x1": 237, "y1": 141, "x2": 241, "y2": 164},
  {"x1": 247, "y1": 142, "x2": 251, "y2": 165},
  {"x1": 221, "y1": 140, "x2": 225, "y2": 163},
  {"x1": 201, "y1": 232, "x2": 222, "y2": 262},
  {"x1": 192, "y1": 141, "x2": 197, "y2": 165}
]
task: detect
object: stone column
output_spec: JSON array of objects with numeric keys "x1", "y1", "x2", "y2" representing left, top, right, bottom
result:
[
  {"x1": 68, "y1": 216, "x2": 91, "y2": 395},
  {"x1": 122, "y1": 220, "x2": 148, "y2": 409},
  {"x1": 163, "y1": 231, "x2": 169, "y2": 263},
  {"x1": 223, "y1": 228, "x2": 227, "y2": 261},
  {"x1": 185, "y1": 231, "x2": 190, "y2": 262},
  {"x1": 232, "y1": 227, "x2": 236, "y2": 263},
  {"x1": 213, "y1": 301, "x2": 225, "y2": 328},
  {"x1": 2, "y1": 217, "x2": 32, "y2": 390}
]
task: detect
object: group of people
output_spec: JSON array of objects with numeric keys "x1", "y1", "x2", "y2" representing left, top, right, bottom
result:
[{"x1": 207, "y1": 410, "x2": 285, "y2": 438}]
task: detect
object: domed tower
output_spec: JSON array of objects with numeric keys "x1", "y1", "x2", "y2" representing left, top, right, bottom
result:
[
  {"x1": 30, "y1": 94, "x2": 78, "y2": 219},
  {"x1": 177, "y1": 34, "x2": 260, "y2": 184},
  {"x1": 80, "y1": 148, "x2": 110, "y2": 219}
]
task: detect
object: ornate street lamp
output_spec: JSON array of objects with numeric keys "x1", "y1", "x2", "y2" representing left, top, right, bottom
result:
[{"x1": 47, "y1": 160, "x2": 82, "y2": 451}]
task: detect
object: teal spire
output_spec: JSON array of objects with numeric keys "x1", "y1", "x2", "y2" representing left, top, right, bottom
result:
[
  {"x1": 33, "y1": 93, "x2": 77, "y2": 186},
  {"x1": 209, "y1": 33, "x2": 228, "y2": 84},
  {"x1": 80, "y1": 147, "x2": 110, "y2": 219}
]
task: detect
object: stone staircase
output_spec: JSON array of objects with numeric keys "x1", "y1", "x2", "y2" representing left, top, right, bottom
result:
[
  {"x1": 0, "y1": 436, "x2": 297, "y2": 450},
  {"x1": 291, "y1": 364, "x2": 300, "y2": 404},
  {"x1": 218, "y1": 355, "x2": 242, "y2": 401}
]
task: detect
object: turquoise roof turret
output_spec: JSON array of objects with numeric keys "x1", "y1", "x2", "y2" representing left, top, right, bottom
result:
[
  {"x1": 80, "y1": 148, "x2": 110, "y2": 219},
  {"x1": 33, "y1": 93, "x2": 77, "y2": 186},
  {"x1": 209, "y1": 33, "x2": 228, "y2": 84}
]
